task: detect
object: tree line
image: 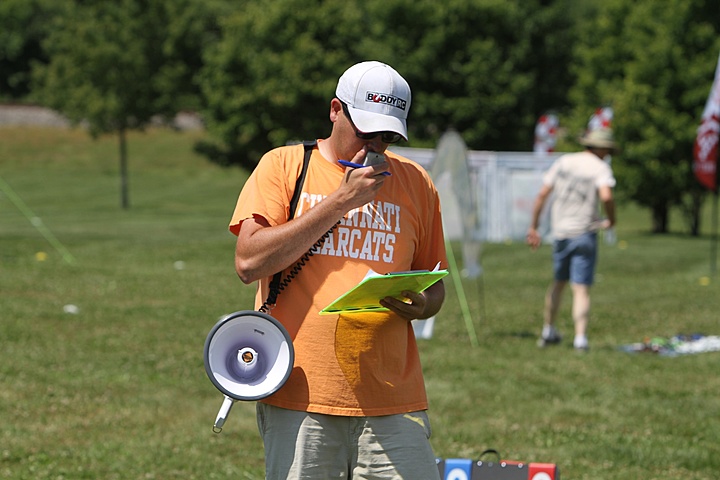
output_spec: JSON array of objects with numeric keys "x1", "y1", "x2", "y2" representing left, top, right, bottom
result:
[{"x1": 1, "y1": 0, "x2": 718, "y2": 233}]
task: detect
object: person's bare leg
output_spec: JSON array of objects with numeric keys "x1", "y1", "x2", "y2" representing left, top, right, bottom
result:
[
  {"x1": 540, "y1": 280, "x2": 566, "y2": 345},
  {"x1": 571, "y1": 283, "x2": 591, "y2": 349},
  {"x1": 545, "y1": 280, "x2": 566, "y2": 325}
]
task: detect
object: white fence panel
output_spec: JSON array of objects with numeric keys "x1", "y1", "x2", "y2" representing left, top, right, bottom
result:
[{"x1": 391, "y1": 147, "x2": 561, "y2": 243}]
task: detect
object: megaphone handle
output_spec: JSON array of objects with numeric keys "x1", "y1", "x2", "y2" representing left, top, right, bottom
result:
[{"x1": 213, "y1": 395, "x2": 235, "y2": 433}]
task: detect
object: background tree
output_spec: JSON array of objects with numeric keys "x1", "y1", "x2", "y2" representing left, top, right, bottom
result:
[
  {"x1": 398, "y1": 0, "x2": 579, "y2": 151},
  {"x1": 198, "y1": 0, "x2": 579, "y2": 168},
  {"x1": 197, "y1": 0, "x2": 351, "y2": 169},
  {"x1": 17, "y1": 0, "x2": 720, "y2": 234},
  {"x1": 570, "y1": 0, "x2": 720, "y2": 234},
  {"x1": 31, "y1": 0, "x2": 224, "y2": 208},
  {"x1": 0, "y1": 0, "x2": 66, "y2": 101}
]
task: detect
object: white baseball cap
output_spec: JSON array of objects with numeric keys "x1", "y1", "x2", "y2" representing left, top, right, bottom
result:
[{"x1": 335, "y1": 61, "x2": 411, "y2": 140}]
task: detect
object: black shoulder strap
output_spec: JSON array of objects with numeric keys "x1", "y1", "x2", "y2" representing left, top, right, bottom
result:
[
  {"x1": 288, "y1": 140, "x2": 316, "y2": 221},
  {"x1": 265, "y1": 140, "x2": 316, "y2": 306}
]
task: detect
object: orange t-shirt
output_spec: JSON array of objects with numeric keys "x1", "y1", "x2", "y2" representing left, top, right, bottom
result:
[{"x1": 229, "y1": 141, "x2": 448, "y2": 416}]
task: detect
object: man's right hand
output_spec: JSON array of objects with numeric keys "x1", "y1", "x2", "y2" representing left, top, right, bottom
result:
[
  {"x1": 526, "y1": 227, "x2": 541, "y2": 250},
  {"x1": 336, "y1": 148, "x2": 389, "y2": 210}
]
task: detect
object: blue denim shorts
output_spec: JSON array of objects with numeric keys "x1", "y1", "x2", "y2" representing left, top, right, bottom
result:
[{"x1": 552, "y1": 232, "x2": 598, "y2": 285}]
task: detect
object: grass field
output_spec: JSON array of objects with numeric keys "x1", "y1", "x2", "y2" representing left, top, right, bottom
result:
[{"x1": 1, "y1": 126, "x2": 719, "y2": 479}]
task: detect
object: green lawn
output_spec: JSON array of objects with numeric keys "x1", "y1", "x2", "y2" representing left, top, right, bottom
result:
[{"x1": 1, "y1": 127, "x2": 719, "y2": 479}]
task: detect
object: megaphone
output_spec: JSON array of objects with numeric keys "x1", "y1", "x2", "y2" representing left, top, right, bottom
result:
[{"x1": 204, "y1": 310, "x2": 294, "y2": 433}]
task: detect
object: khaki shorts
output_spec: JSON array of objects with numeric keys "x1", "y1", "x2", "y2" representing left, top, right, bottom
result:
[{"x1": 256, "y1": 403, "x2": 441, "y2": 480}]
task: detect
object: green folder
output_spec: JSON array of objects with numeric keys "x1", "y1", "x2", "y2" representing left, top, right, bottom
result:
[{"x1": 320, "y1": 269, "x2": 449, "y2": 315}]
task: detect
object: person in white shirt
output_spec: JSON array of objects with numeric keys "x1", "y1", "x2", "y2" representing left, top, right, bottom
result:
[{"x1": 526, "y1": 128, "x2": 617, "y2": 351}]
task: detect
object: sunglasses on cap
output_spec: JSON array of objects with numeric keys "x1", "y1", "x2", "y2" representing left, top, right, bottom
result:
[{"x1": 341, "y1": 102, "x2": 403, "y2": 144}]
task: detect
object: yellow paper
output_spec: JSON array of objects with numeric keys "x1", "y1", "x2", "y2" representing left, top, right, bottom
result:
[{"x1": 319, "y1": 270, "x2": 448, "y2": 315}]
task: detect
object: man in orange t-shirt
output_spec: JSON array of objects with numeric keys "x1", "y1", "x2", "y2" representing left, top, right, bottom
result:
[{"x1": 230, "y1": 61, "x2": 447, "y2": 479}]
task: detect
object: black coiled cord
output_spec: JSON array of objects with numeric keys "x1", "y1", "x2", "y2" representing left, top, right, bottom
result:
[{"x1": 259, "y1": 221, "x2": 340, "y2": 313}]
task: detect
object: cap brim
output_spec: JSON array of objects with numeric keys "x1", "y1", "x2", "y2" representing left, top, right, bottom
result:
[{"x1": 346, "y1": 104, "x2": 408, "y2": 141}]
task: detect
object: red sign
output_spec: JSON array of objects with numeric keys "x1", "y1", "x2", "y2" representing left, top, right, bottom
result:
[
  {"x1": 588, "y1": 106, "x2": 613, "y2": 132},
  {"x1": 534, "y1": 113, "x2": 559, "y2": 154}
]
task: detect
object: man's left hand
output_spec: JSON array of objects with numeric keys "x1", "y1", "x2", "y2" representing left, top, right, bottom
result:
[{"x1": 380, "y1": 290, "x2": 428, "y2": 321}]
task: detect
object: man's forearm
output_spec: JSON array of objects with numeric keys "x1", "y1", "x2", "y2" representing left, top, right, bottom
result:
[
  {"x1": 604, "y1": 199, "x2": 616, "y2": 227},
  {"x1": 235, "y1": 196, "x2": 348, "y2": 283}
]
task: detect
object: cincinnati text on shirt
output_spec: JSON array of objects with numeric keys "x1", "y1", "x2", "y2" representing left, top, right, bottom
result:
[{"x1": 297, "y1": 192, "x2": 401, "y2": 263}]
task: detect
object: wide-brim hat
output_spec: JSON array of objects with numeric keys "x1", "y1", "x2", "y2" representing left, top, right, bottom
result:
[
  {"x1": 335, "y1": 61, "x2": 411, "y2": 140},
  {"x1": 578, "y1": 127, "x2": 619, "y2": 152}
]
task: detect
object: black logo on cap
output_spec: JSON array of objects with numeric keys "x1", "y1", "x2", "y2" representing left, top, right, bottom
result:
[{"x1": 366, "y1": 92, "x2": 407, "y2": 110}]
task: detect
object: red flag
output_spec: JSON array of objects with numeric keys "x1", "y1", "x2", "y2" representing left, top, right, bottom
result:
[
  {"x1": 534, "y1": 113, "x2": 559, "y2": 154},
  {"x1": 694, "y1": 52, "x2": 720, "y2": 193}
]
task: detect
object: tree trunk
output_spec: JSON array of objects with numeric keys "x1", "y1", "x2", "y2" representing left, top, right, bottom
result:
[
  {"x1": 687, "y1": 191, "x2": 703, "y2": 237},
  {"x1": 678, "y1": 189, "x2": 705, "y2": 236},
  {"x1": 119, "y1": 128, "x2": 129, "y2": 209},
  {"x1": 651, "y1": 203, "x2": 668, "y2": 233}
]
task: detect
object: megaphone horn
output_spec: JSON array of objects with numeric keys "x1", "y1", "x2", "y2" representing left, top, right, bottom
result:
[{"x1": 204, "y1": 310, "x2": 294, "y2": 433}]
